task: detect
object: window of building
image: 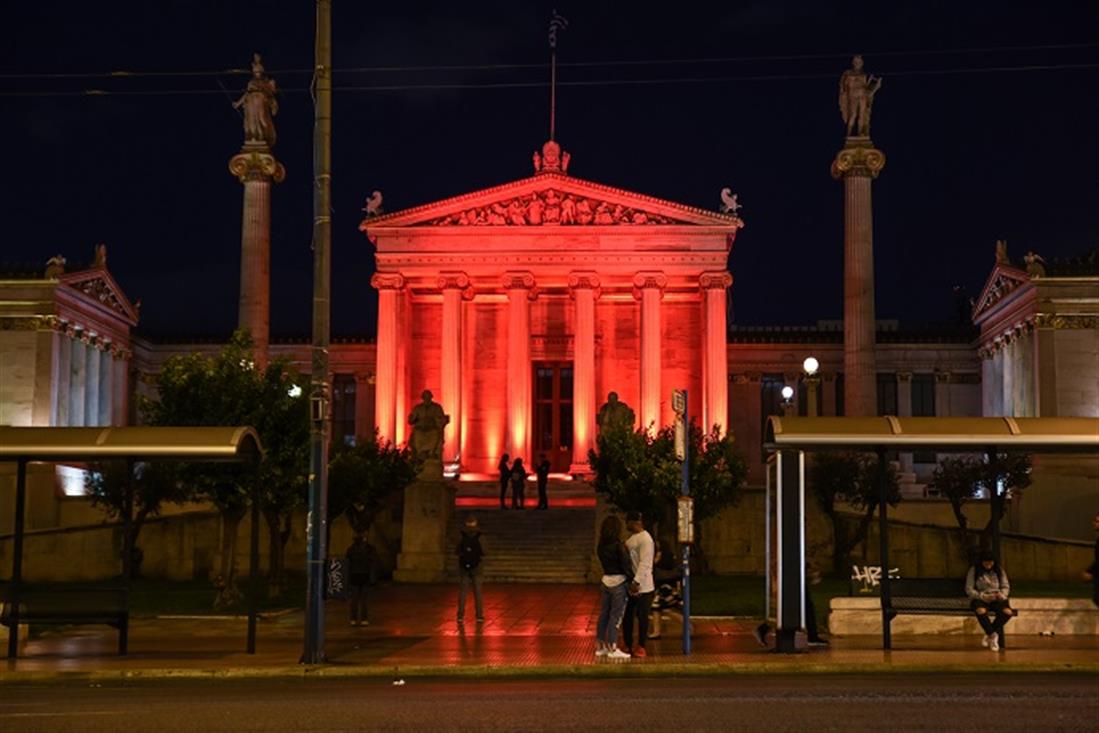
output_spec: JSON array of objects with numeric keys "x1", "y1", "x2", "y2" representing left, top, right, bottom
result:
[
  {"x1": 911, "y1": 374, "x2": 937, "y2": 463},
  {"x1": 835, "y1": 373, "x2": 844, "y2": 417},
  {"x1": 331, "y1": 374, "x2": 357, "y2": 447},
  {"x1": 876, "y1": 373, "x2": 897, "y2": 416}
]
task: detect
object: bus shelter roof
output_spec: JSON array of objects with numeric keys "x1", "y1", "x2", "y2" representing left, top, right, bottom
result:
[
  {"x1": 0, "y1": 426, "x2": 263, "y2": 462},
  {"x1": 764, "y1": 416, "x2": 1099, "y2": 454}
]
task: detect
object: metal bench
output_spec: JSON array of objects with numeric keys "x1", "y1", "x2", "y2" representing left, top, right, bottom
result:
[
  {"x1": 886, "y1": 578, "x2": 1016, "y2": 648},
  {"x1": 1, "y1": 584, "x2": 129, "y2": 656}
]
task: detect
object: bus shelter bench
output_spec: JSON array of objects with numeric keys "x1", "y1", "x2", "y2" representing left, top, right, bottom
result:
[
  {"x1": 0, "y1": 584, "x2": 129, "y2": 656},
  {"x1": 885, "y1": 578, "x2": 1017, "y2": 647}
]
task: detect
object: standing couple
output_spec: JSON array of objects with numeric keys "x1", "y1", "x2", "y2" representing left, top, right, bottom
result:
[{"x1": 595, "y1": 510, "x2": 655, "y2": 659}]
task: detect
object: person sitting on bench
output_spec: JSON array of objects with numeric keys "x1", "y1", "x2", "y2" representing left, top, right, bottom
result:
[{"x1": 965, "y1": 550, "x2": 1013, "y2": 652}]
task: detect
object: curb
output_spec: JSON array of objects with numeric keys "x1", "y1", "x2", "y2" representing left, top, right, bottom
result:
[{"x1": 4, "y1": 661, "x2": 1098, "y2": 685}]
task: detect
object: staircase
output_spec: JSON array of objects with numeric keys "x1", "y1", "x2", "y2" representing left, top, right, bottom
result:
[{"x1": 446, "y1": 481, "x2": 595, "y2": 583}]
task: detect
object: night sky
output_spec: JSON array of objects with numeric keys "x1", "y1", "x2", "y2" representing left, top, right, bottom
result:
[{"x1": 3, "y1": 2, "x2": 1097, "y2": 337}]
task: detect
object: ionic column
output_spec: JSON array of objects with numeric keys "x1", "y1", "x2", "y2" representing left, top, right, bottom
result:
[
  {"x1": 55, "y1": 325, "x2": 72, "y2": 426},
  {"x1": 935, "y1": 371, "x2": 952, "y2": 417},
  {"x1": 569, "y1": 272, "x2": 600, "y2": 473},
  {"x1": 896, "y1": 372, "x2": 913, "y2": 473},
  {"x1": 1000, "y1": 335, "x2": 1015, "y2": 417},
  {"x1": 700, "y1": 271, "x2": 733, "y2": 434},
  {"x1": 1033, "y1": 319, "x2": 1058, "y2": 417},
  {"x1": 112, "y1": 349, "x2": 130, "y2": 426},
  {"x1": 371, "y1": 273, "x2": 405, "y2": 445},
  {"x1": 69, "y1": 331, "x2": 88, "y2": 426},
  {"x1": 832, "y1": 141, "x2": 885, "y2": 416},
  {"x1": 229, "y1": 148, "x2": 286, "y2": 368},
  {"x1": 85, "y1": 336, "x2": 101, "y2": 427},
  {"x1": 438, "y1": 272, "x2": 472, "y2": 468},
  {"x1": 98, "y1": 342, "x2": 114, "y2": 426},
  {"x1": 633, "y1": 272, "x2": 667, "y2": 433},
  {"x1": 503, "y1": 272, "x2": 537, "y2": 460}
]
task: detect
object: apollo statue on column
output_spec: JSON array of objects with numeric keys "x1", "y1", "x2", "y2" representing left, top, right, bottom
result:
[
  {"x1": 838, "y1": 55, "x2": 882, "y2": 138},
  {"x1": 234, "y1": 53, "x2": 279, "y2": 148}
]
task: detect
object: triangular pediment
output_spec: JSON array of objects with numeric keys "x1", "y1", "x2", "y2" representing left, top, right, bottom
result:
[
  {"x1": 59, "y1": 268, "x2": 139, "y2": 325},
  {"x1": 360, "y1": 172, "x2": 743, "y2": 231},
  {"x1": 972, "y1": 263, "x2": 1031, "y2": 322}
]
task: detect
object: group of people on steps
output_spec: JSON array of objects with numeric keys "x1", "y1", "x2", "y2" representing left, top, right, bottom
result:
[{"x1": 497, "y1": 453, "x2": 551, "y2": 510}]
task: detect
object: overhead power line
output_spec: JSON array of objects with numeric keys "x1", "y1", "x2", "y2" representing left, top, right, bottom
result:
[
  {"x1": 0, "y1": 42, "x2": 1095, "y2": 80},
  {"x1": 0, "y1": 62, "x2": 1096, "y2": 97}
]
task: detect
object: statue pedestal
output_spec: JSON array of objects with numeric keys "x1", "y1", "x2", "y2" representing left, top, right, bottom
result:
[{"x1": 394, "y1": 467, "x2": 455, "y2": 583}]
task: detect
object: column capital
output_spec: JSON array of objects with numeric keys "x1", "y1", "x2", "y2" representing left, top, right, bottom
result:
[
  {"x1": 896, "y1": 371, "x2": 913, "y2": 383},
  {"x1": 437, "y1": 271, "x2": 475, "y2": 300},
  {"x1": 371, "y1": 272, "x2": 406, "y2": 291},
  {"x1": 632, "y1": 271, "x2": 667, "y2": 299},
  {"x1": 568, "y1": 271, "x2": 601, "y2": 298},
  {"x1": 831, "y1": 141, "x2": 886, "y2": 180},
  {"x1": 699, "y1": 271, "x2": 733, "y2": 290},
  {"x1": 229, "y1": 149, "x2": 286, "y2": 184},
  {"x1": 502, "y1": 271, "x2": 538, "y2": 300},
  {"x1": 935, "y1": 370, "x2": 952, "y2": 383}
]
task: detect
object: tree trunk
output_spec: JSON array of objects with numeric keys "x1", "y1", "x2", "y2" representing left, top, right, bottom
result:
[
  {"x1": 948, "y1": 499, "x2": 973, "y2": 561},
  {"x1": 127, "y1": 506, "x2": 152, "y2": 579},
  {"x1": 263, "y1": 508, "x2": 288, "y2": 598},
  {"x1": 214, "y1": 509, "x2": 245, "y2": 610}
]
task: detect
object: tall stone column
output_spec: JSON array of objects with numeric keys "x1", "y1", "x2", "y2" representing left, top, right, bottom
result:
[
  {"x1": 1001, "y1": 334, "x2": 1015, "y2": 417},
  {"x1": 569, "y1": 272, "x2": 600, "y2": 474},
  {"x1": 832, "y1": 141, "x2": 885, "y2": 417},
  {"x1": 85, "y1": 336, "x2": 101, "y2": 427},
  {"x1": 503, "y1": 272, "x2": 537, "y2": 461},
  {"x1": 438, "y1": 272, "x2": 472, "y2": 469},
  {"x1": 700, "y1": 271, "x2": 733, "y2": 434},
  {"x1": 896, "y1": 372, "x2": 913, "y2": 473},
  {"x1": 69, "y1": 331, "x2": 87, "y2": 426},
  {"x1": 229, "y1": 147, "x2": 285, "y2": 368},
  {"x1": 112, "y1": 349, "x2": 129, "y2": 426},
  {"x1": 634, "y1": 272, "x2": 667, "y2": 433},
  {"x1": 54, "y1": 324, "x2": 72, "y2": 426},
  {"x1": 371, "y1": 273, "x2": 404, "y2": 445},
  {"x1": 98, "y1": 343, "x2": 114, "y2": 426}
]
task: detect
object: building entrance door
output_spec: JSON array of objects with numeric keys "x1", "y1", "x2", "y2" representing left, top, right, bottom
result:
[{"x1": 533, "y1": 362, "x2": 573, "y2": 473}]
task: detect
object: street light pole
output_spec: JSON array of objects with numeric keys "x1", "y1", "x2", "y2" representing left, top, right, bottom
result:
[{"x1": 302, "y1": 0, "x2": 332, "y2": 666}]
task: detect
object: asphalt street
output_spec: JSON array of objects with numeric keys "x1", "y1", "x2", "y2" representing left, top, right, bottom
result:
[{"x1": 1, "y1": 674, "x2": 1095, "y2": 732}]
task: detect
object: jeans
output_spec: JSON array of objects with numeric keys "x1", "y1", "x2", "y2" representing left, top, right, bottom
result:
[
  {"x1": 458, "y1": 568, "x2": 484, "y2": 620},
  {"x1": 597, "y1": 581, "x2": 629, "y2": 646},
  {"x1": 622, "y1": 590, "x2": 655, "y2": 650},
  {"x1": 348, "y1": 576, "x2": 369, "y2": 623},
  {"x1": 971, "y1": 598, "x2": 1013, "y2": 635}
]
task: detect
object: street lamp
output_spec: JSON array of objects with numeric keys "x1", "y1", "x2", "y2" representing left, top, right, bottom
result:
[
  {"x1": 780, "y1": 385, "x2": 794, "y2": 416},
  {"x1": 802, "y1": 356, "x2": 820, "y2": 417}
]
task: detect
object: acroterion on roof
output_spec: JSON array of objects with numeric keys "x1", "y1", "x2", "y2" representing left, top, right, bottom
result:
[
  {"x1": 765, "y1": 416, "x2": 1099, "y2": 453},
  {"x1": 0, "y1": 426, "x2": 263, "y2": 462}
]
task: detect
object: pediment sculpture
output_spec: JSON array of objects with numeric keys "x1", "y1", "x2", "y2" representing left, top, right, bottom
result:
[{"x1": 428, "y1": 189, "x2": 677, "y2": 227}]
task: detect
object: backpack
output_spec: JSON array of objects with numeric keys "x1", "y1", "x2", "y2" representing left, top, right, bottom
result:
[{"x1": 458, "y1": 531, "x2": 483, "y2": 571}]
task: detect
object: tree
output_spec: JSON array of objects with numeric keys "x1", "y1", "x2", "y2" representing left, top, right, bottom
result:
[
  {"x1": 929, "y1": 452, "x2": 1032, "y2": 561},
  {"x1": 140, "y1": 331, "x2": 309, "y2": 607},
  {"x1": 328, "y1": 434, "x2": 420, "y2": 534},
  {"x1": 85, "y1": 460, "x2": 191, "y2": 578},
  {"x1": 588, "y1": 420, "x2": 748, "y2": 569},
  {"x1": 809, "y1": 452, "x2": 901, "y2": 574}
]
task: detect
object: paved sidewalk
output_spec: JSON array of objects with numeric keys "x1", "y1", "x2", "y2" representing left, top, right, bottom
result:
[{"x1": 4, "y1": 583, "x2": 1097, "y2": 681}]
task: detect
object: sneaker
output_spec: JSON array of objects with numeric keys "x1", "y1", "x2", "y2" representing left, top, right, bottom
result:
[
  {"x1": 989, "y1": 634, "x2": 1000, "y2": 652},
  {"x1": 633, "y1": 646, "x2": 647, "y2": 658},
  {"x1": 807, "y1": 638, "x2": 830, "y2": 647},
  {"x1": 595, "y1": 647, "x2": 609, "y2": 657},
  {"x1": 361, "y1": 619, "x2": 370, "y2": 627},
  {"x1": 606, "y1": 648, "x2": 631, "y2": 660},
  {"x1": 980, "y1": 634, "x2": 990, "y2": 648}
]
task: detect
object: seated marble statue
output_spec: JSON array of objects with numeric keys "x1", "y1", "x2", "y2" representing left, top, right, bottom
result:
[
  {"x1": 408, "y1": 390, "x2": 449, "y2": 462},
  {"x1": 597, "y1": 391, "x2": 636, "y2": 433}
]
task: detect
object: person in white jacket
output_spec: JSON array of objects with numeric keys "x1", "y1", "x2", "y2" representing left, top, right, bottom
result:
[{"x1": 622, "y1": 510, "x2": 656, "y2": 657}]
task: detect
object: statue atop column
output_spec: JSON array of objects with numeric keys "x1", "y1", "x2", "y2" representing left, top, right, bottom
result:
[
  {"x1": 838, "y1": 55, "x2": 882, "y2": 138},
  {"x1": 408, "y1": 390, "x2": 450, "y2": 463},
  {"x1": 597, "y1": 392, "x2": 635, "y2": 433},
  {"x1": 234, "y1": 53, "x2": 279, "y2": 148}
]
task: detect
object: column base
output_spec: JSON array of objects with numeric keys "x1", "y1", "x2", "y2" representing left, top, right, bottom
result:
[{"x1": 775, "y1": 628, "x2": 808, "y2": 653}]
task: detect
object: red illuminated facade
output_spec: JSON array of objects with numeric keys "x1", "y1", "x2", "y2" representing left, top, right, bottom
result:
[{"x1": 361, "y1": 141, "x2": 744, "y2": 475}]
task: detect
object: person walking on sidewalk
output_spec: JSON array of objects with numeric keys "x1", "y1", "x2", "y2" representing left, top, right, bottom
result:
[
  {"x1": 498, "y1": 453, "x2": 511, "y2": 509},
  {"x1": 595, "y1": 514, "x2": 634, "y2": 660},
  {"x1": 535, "y1": 454, "x2": 551, "y2": 510},
  {"x1": 456, "y1": 515, "x2": 485, "y2": 624},
  {"x1": 622, "y1": 510, "x2": 656, "y2": 657},
  {"x1": 510, "y1": 457, "x2": 528, "y2": 509},
  {"x1": 965, "y1": 550, "x2": 1013, "y2": 651},
  {"x1": 345, "y1": 532, "x2": 375, "y2": 626}
]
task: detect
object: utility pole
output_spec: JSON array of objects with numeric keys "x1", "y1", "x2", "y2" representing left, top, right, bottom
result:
[{"x1": 302, "y1": 0, "x2": 332, "y2": 666}]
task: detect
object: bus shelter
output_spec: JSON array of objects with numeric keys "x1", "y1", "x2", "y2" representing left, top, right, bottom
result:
[
  {"x1": 1, "y1": 426, "x2": 264, "y2": 659},
  {"x1": 763, "y1": 416, "x2": 1099, "y2": 652}
]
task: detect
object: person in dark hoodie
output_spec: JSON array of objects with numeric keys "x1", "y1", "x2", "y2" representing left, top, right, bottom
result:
[
  {"x1": 456, "y1": 515, "x2": 485, "y2": 624},
  {"x1": 595, "y1": 514, "x2": 634, "y2": 659},
  {"x1": 345, "y1": 532, "x2": 375, "y2": 626},
  {"x1": 498, "y1": 453, "x2": 511, "y2": 509},
  {"x1": 965, "y1": 549, "x2": 1013, "y2": 652},
  {"x1": 509, "y1": 457, "x2": 528, "y2": 509}
]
